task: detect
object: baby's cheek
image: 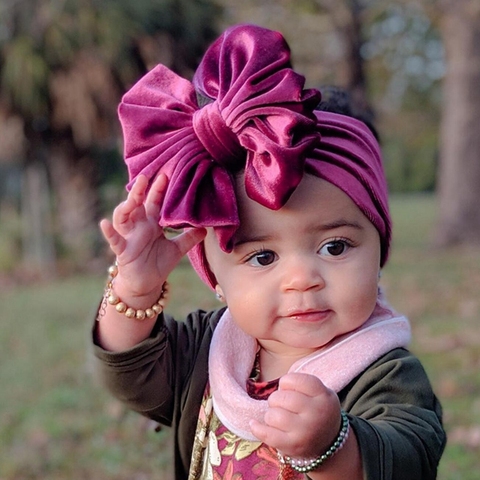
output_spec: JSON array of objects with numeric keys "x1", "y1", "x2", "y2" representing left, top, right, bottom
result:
[{"x1": 355, "y1": 288, "x2": 379, "y2": 323}]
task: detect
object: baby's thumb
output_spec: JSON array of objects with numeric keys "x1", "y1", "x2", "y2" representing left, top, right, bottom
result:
[
  {"x1": 173, "y1": 227, "x2": 207, "y2": 256},
  {"x1": 249, "y1": 419, "x2": 267, "y2": 443},
  {"x1": 99, "y1": 218, "x2": 125, "y2": 257}
]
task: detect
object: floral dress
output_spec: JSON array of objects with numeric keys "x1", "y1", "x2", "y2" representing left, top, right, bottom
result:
[{"x1": 188, "y1": 374, "x2": 301, "y2": 480}]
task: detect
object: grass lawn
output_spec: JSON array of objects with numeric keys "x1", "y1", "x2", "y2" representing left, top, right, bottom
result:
[{"x1": 1, "y1": 193, "x2": 479, "y2": 479}]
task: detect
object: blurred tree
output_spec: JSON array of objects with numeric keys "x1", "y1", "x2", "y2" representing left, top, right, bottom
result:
[
  {"x1": 435, "y1": 0, "x2": 480, "y2": 246},
  {"x1": 329, "y1": 0, "x2": 480, "y2": 244},
  {"x1": 220, "y1": 0, "x2": 443, "y2": 193},
  {"x1": 360, "y1": 1, "x2": 443, "y2": 192},
  {"x1": 0, "y1": 0, "x2": 220, "y2": 273},
  {"x1": 314, "y1": 0, "x2": 373, "y2": 122}
]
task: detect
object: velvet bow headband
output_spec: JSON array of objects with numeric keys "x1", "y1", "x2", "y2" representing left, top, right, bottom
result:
[{"x1": 118, "y1": 24, "x2": 391, "y2": 289}]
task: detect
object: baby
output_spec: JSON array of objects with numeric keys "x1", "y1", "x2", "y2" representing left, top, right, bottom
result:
[{"x1": 93, "y1": 24, "x2": 446, "y2": 480}]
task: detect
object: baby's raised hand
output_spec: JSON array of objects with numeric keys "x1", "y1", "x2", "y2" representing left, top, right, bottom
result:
[
  {"x1": 100, "y1": 174, "x2": 206, "y2": 296},
  {"x1": 250, "y1": 372, "x2": 342, "y2": 460}
]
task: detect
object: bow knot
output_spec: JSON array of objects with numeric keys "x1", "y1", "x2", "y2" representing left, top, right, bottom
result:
[{"x1": 193, "y1": 101, "x2": 245, "y2": 169}]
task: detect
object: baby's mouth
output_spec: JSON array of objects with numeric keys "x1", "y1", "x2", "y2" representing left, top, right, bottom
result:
[{"x1": 283, "y1": 309, "x2": 331, "y2": 322}]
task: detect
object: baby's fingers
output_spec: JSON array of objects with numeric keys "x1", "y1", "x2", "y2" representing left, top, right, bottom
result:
[
  {"x1": 100, "y1": 219, "x2": 126, "y2": 256},
  {"x1": 278, "y1": 372, "x2": 325, "y2": 397},
  {"x1": 112, "y1": 176, "x2": 149, "y2": 229},
  {"x1": 145, "y1": 173, "x2": 168, "y2": 220}
]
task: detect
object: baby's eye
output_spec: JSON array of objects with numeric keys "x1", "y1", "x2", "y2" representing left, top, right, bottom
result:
[
  {"x1": 319, "y1": 240, "x2": 350, "y2": 257},
  {"x1": 247, "y1": 250, "x2": 277, "y2": 267}
]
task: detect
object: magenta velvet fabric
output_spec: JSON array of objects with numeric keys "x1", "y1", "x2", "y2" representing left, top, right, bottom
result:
[
  {"x1": 117, "y1": 24, "x2": 391, "y2": 289},
  {"x1": 307, "y1": 111, "x2": 391, "y2": 269},
  {"x1": 119, "y1": 24, "x2": 320, "y2": 256}
]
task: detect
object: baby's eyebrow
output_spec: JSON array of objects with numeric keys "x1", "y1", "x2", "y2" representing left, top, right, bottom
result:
[
  {"x1": 232, "y1": 234, "x2": 273, "y2": 248},
  {"x1": 232, "y1": 220, "x2": 364, "y2": 248},
  {"x1": 315, "y1": 220, "x2": 364, "y2": 232}
]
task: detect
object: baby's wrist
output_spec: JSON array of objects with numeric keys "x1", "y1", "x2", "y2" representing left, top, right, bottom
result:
[
  {"x1": 99, "y1": 263, "x2": 169, "y2": 321},
  {"x1": 112, "y1": 276, "x2": 166, "y2": 308},
  {"x1": 110, "y1": 262, "x2": 167, "y2": 302},
  {"x1": 278, "y1": 411, "x2": 350, "y2": 474}
]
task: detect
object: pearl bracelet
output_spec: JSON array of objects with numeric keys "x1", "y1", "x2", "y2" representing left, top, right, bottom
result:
[
  {"x1": 278, "y1": 410, "x2": 350, "y2": 474},
  {"x1": 97, "y1": 263, "x2": 169, "y2": 321}
]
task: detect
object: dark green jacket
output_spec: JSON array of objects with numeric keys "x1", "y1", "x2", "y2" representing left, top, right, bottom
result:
[{"x1": 93, "y1": 308, "x2": 446, "y2": 480}]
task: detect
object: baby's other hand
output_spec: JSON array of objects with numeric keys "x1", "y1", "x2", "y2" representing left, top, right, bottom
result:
[
  {"x1": 100, "y1": 174, "x2": 206, "y2": 296},
  {"x1": 249, "y1": 372, "x2": 342, "y2": 459}
]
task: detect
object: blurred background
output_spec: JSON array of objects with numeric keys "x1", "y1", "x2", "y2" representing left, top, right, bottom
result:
[{"x1": 1, "y1": 1, "x2": 479, "y2": 479}]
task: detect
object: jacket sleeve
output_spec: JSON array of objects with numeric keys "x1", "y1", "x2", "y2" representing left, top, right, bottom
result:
[
  {"x1": 339, "y1": 348, "x2": 446, "y2": 480},
  {"x1": 91, "y1": 308, "x2": 223, "y2": 427}
]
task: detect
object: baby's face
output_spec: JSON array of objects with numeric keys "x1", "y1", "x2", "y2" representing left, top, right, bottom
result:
[{"x1": 204, "y1": 174, "x2": 381, "y2": 358}]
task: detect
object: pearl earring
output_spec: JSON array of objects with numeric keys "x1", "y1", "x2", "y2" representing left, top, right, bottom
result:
[{"x1": 215, "y1": 285, "x2": 225, "y2": 302}]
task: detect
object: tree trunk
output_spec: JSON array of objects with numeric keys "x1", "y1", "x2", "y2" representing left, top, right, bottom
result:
[
  {"x1": 21, "y1": 161, "x2": 57, "y2": 279},
  {"x1": 316, "y1": 0, "x2": 374, "y2": 122},
  {"x1": 436, "y1": 3, "x2": 480, "y2": 245},
  {"x1": 341, "y1": 0, "x2": 371, "y2": 118},
  {"x1": 48, "y1": 137, "x2": 100, "y2": 269}
]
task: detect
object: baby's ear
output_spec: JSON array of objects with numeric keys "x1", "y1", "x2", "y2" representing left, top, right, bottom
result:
[{"x1": 215, "y1": 285, "x2": 226, "y2": 302}]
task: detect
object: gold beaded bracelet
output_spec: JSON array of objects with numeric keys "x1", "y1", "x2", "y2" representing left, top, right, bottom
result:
[{"x1": 97, "y1": 263, "x2": 169, "y2": 321}]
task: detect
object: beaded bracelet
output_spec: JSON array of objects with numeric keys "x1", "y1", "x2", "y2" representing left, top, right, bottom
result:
[
  {"x1": 97, "y1": 263, "x2": 169, "y2": 321},
  {"x1": 278, "y1": 410, "x2": 350, "y2": 474}
]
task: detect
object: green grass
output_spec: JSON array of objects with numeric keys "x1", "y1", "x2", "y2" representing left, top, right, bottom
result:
[
  {"x1": 1, "y1": 193, "x2": 479, "y2": 479},
  {"x1": 0, "y1": 264, "x2": 215, "y2": 480},
  {"x1": 384, "y1": 194, "x2": 480, "y2": 480}
]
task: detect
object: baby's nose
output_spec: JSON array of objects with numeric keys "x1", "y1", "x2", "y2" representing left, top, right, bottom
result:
[{"x1": 281, "y1": 256, "x2": 325, "y2": 292}]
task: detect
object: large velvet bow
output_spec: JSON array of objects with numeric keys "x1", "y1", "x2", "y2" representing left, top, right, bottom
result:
[{"x1": 118, "y1": 24, "x2": 321, "y2": 251}]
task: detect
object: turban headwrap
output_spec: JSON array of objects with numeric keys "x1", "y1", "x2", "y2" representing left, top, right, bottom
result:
[{"x1": 118, "y1": 24, "x2": 391, "y2": 290}]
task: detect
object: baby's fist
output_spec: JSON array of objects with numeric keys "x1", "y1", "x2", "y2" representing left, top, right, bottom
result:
[{"x1": 250, "y1": 373, "x2": 341, "y2": 459}]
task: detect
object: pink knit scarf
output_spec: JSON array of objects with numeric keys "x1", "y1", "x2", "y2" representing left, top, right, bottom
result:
[{"x1": 208, "y1": 294, "x2": 411, "y2": 441}]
